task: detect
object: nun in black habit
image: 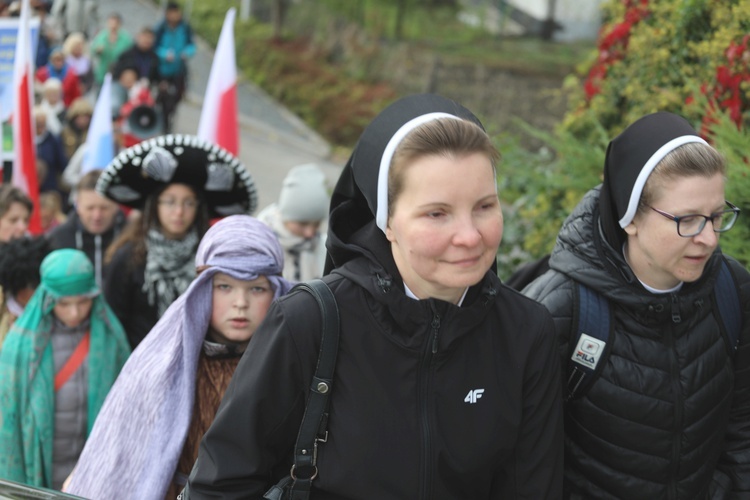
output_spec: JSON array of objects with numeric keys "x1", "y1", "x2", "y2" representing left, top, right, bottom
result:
[
  {"x1": 523, "y1": 111, "x2": 750, "y2": 498},
  {"x1": 184, "y1": 93, "x2": 563, "y2": 499}
]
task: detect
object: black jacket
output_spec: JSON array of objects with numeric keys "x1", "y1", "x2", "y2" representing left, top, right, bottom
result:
[
  {"x1": 47, "y1": 210, "x2": 125, "y2": 286},
  {"x1": 113, "y1": 46, "x2": 160, "y2": 83},
  {"x1": 103, "y1": 242, "x2": 158, "y2": 349},
  {"x1": 524, "y1": 187, "x2": 750, "y2": 499},
  {"x1": 186, "y1": 221, "x2": 563, "y2": 499}
]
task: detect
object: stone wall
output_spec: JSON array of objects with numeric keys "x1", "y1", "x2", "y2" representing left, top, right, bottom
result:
[
  {"x1": 308, "y1": 16, "x2": 573, "y2": 150},
  {"x1": 381, "y1": 45, "x2": 569, "y2": 149}
]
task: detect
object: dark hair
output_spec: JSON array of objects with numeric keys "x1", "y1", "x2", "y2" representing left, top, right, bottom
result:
[
  {"x1": 0, "y1": 236, "x2": 51, "y2": 296},
  {"x1": 77, "y1": 169, "x2": 103, "y2": 192},
  {"x1": 388, "y1": 118, "x2": 499, "y2": 217},
  {"x1": 0, "y1": 184, "x2": 33, "y2": 219},
  {"x1": 166, "y1": 1, "x2": 181, "y2": 11},
  {"x1": 105, "y1": 183, "x2": 209, "y2": 267}
]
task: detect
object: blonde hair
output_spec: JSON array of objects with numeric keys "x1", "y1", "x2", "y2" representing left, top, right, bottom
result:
[
  {"x1": 39, "y1": 191, "x2": 64, "y2": 220},
  {"x1": 640, "y1": 142, "x2": 726, "y2": 208},
  {"x1": 66, "y1": 97, "x2": 94, "y2": 118},
  {"x1": 42, "y1": 77, "x2": 62, "y2": 93},
  {"x1": 62, "y1": 32, "x2": 88, "y2": 57},
  {"x1": 33, "y1": 105, "x2": 46, "y2": 122}
]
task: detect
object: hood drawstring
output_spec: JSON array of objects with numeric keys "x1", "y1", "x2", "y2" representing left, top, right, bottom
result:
[
  {"x1": 376, "y1": 274, "x2": 392, "y2": 294},
  {"x1": 76, "y1": 228, "x2": 103, "y2": 286},
  {"x1": 481, "y1": 286, "x2": 498, "y2": 306}
]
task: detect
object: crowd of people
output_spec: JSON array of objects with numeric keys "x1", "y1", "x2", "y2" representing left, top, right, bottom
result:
[
  {"x1": 0, "y1": 0, "x2": 196, "y2": 220},
  {"x1": 0, "y1": 4, "x2": 748, "y2": 499},
  {"x1": 0, "y1": 122, "x2": 332, "y2": 497}
]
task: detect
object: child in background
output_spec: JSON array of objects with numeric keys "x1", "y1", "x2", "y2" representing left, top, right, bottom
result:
[
  {"x1": 0, "y1": 249, "x2": 131, "y2": 490},
  {"x1": 66, "y1": 215, "x2": 295, "y2": 500},
  {"x1": 38, "y1": 78, "x2": 66, "y2": 136},
  {"x1": 35, "y1": 47, "x2": 82, "y2": 108},
  {"x1": 39, "y1": 191, "x2": 67, "y2": 233}
]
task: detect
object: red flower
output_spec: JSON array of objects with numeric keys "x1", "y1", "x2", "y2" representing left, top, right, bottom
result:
[
  {"x1": 601, "y1": 21, "x2": 632, "y2": 51},
  {"x1": 700, "y1": 35, "x2": 750, "y2": 132},
  {"x1": 720, "y1": 93, "x2": 743, "y2": 126},
  {"x1": 583, "y1": 1, "x2": 650, "y2": 103},
  {"x1": 584, "y1": 64, "x2": 607, "y2": 99}
]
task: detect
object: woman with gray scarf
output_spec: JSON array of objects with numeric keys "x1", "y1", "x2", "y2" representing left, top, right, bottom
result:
[
  {"x1": 257, "y1": 163, "x2": 330, "y2": 282},
  {"x1": 98, "y1": 134, "x2": 258, "y2": 348}
]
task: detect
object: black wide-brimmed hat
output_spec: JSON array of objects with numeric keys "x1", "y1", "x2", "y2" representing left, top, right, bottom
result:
[{"x1": 96, "y1": 134, "x2": 258, "y2": 217}]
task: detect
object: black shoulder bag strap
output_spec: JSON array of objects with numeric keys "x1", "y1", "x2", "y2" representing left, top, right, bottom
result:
[{"x1": 264, "y1": 279, "x2": 340, "y2": 500}]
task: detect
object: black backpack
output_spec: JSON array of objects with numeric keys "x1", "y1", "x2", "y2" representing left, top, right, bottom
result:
[{"x1": 565, "y1": 258, "x2": 742, "y2": 401}]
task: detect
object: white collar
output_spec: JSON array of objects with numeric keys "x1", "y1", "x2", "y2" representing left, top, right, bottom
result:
[
  {"x1": 623, "y1": 243, "x2": 684, "y2": 294},
  {"x1": 404, "y1": 283, "x2": 469, "y2": 306}
]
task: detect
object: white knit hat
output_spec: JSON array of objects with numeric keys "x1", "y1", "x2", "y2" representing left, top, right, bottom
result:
[{"x1": 278, "y1": 163, "x2": 329, "y2": 222}]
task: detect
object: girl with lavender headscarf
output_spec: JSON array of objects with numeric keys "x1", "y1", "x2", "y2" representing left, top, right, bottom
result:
[{"x1": 65, "y1": 215, "x2": 295, "y2": 500}]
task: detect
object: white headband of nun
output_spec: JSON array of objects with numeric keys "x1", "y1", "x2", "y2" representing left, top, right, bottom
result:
[
  {"x1": 376, "y1": 112, "x2": 463, "y2": 232},
  {"x1": 618, "y1": 135, "x2": 709, "y2": 228}
]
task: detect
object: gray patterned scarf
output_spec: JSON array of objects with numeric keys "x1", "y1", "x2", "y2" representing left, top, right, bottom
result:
[{"x1": 143, "y1": 228, "x2": 199, "y2": 316}]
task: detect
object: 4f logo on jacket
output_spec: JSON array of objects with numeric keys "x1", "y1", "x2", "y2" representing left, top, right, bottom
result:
[{"x1": 464, "y1": 389, "x2": 484, "y2": 404}]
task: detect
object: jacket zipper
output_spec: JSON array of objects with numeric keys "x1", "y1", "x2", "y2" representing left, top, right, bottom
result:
[
  {"x1": 419, "y1": 310, "x2": 441, "y2": 500},
  {"x1": 667, "y1": 295, "x2": 682, "y2": 500}
]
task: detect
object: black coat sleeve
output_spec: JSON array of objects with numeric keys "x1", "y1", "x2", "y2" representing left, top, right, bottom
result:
[
  {"x1": 492, "y1": 302, "x2": 564, "y2": 499},
  {"x1": 102, "y1": 244, "x2": 157, "y2": 348},
  {"x1": 184, "y1": 291, "x2": 320, "y2": 499},
  {"x1": 103, "y1": 245, "x2": 137, "y2": 346},
  {"x1": 523, "y1": 269, "x2": 576, "y2": 375}
]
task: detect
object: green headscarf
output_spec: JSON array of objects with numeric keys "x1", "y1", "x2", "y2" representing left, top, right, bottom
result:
[{"x1": 0, "y1": 249, "x2": 131, "y2": 488}]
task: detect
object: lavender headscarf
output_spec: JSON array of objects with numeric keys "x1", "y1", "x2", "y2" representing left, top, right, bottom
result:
[{"x1": 67, "y1": 215, "x2": 295, "y2": 500}]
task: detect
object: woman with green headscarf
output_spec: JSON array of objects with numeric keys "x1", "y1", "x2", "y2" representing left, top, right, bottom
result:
[{"x1": 0, "y1": 248, "x2": 131, "y2": 490}]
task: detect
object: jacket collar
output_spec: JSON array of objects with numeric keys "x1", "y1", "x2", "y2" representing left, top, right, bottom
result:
[{"x1": 331, "y1": 220, "x2": 500, "y2": 352}]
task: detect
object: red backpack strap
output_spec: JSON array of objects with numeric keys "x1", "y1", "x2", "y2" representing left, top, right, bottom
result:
[{"x1": 54, "y1": 331, "x2": 90, "y2": 392}]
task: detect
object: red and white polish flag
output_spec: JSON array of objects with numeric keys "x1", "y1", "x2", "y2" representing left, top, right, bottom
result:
[
  {"x1": 12, "y1": 0, "x2": 41, "y2": 234},
  {"x1": 197, "y1": 8, "x2": 239, "y2": 155}
]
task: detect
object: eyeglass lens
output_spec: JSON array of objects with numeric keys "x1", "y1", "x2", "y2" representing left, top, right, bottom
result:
[
  {"x1": 159, "y1": 199, "x2": 198, "y2": 210},
  {"x1": 678, "y1": 209, "x2": 738, "y2": 236}
]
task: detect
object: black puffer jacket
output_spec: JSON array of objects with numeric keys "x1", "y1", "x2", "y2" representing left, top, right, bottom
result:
[
  {"x1": 186, "y1": 221, "x2": 563, "y2": 499},
  {"x1": 524, "y1": 187, "x2": 750, "y2": 499}
]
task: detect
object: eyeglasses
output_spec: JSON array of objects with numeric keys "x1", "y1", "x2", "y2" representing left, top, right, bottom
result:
[
  {"x1": 157, "y1": 198, "x2": 198, "y2": 210},
  {"x1": 645, "y1": 201, "x2": 740, "y2": 237}
]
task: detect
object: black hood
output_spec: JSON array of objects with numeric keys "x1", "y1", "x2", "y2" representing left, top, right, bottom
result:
[
  {"x1": 599, "y1": 112, "x2": 706, "y2": 251},
  {"x1": 324, "y1": 94, "x2": 485, "y2": 274}
]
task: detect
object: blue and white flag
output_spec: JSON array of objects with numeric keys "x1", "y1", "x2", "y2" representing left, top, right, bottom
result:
[{"x1": 82, "y1": 73, "x2": 114, "y2": 173}]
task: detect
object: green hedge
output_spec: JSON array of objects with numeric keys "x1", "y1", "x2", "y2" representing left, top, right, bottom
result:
[{"x1": 503, "y1": 0, "x2": 750, "y2": 269}]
